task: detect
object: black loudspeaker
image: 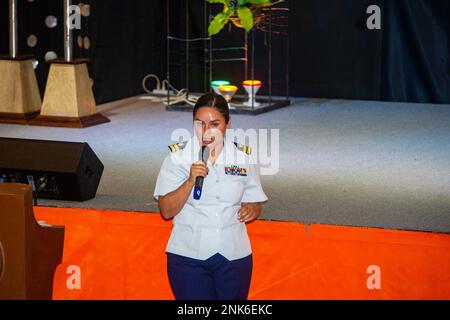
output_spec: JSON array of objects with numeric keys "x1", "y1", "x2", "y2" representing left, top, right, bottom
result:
[{"x1": 0, "y1": 138, "x2": 104, "y2": 201}]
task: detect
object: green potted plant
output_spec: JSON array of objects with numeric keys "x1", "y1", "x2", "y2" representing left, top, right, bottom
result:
[{"x1": 207, "y1": 0, "x2": 283, "y2": 36}]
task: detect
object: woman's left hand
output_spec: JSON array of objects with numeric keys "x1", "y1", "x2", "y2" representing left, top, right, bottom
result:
[{"x1": 237, "y1": 202, "x2": 262, "y2": 223}]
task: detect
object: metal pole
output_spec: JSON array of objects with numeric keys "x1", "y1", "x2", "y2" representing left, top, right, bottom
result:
[
  {"x1": 186, "y1": 0, "x2": 190, "y2": 98},
  {"x1": 167, "y1": 0, "x2": 171, "y2": 105},
  {"x1": 9, "y1": 0, "x2": 18, "y2": 58},
  {"x1": 269, "y1": 9, "x2": 272, "y2": 104},
  {"x1": 203, "y1": 0, "x2": 207, "y2": 92},
  {"x1": 64, "y1": 0, "x2": 73, "y2": 62},
  {"x1": 286, "y1": 5, "x2": 290, "y2": 100},
  {"x1": 209, "y1": 5, "x2": 212, "y2": 87},
  {"x1": 244, "y1": 31, "x2": 248, "y2": 80},
  {"x1": 251, "y1": 29, "x2": 255, "y2": 109}
]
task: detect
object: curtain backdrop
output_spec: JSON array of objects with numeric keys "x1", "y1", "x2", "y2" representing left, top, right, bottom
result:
[{"x1": 0, "y1": 0, "x2": 448, "y2": 105}]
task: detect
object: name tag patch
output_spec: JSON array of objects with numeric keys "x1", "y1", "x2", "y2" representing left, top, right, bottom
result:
[{"x1": 225, "y1": 165, "x2": 247, "y2": 176}]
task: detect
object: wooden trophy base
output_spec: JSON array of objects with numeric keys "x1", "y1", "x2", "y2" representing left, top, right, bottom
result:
[
  {"x1": 0, "y1": 56, "x2": 41, "y2": 125},
  {"x1": 34, "y1": 59, "x2": 109, "y2": 128},
  {"x1": 0, "y1": 111, "x2": 40, "y2": 125},
  {"x1": 30, "y1": 113, "x2": 110, "y2": 128}
]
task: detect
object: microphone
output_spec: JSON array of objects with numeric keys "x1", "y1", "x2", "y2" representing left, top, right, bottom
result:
[{"x1": 193, "y1": 146, "x2": 210, "y2": 200}]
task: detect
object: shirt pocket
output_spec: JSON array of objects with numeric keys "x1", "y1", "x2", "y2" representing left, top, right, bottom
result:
[{"x1": 223, "y1": 175, "x2": 246, "y2": 204}]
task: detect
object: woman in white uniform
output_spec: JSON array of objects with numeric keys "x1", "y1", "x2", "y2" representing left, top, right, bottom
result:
[{"x1": 153, "y1": 93, "x2": 268, "y2": 300}]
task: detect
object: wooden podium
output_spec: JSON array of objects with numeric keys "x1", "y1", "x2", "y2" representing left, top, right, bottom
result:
[
  {"x1": 30, "y1": 59, "x2": 110, "y2": 128},
  {"x1": 0, "y1": 56, "x2": 42, "y2": 124},
  {"x1": 0, "y1": 183, "x2": 64, "y2": 300}
]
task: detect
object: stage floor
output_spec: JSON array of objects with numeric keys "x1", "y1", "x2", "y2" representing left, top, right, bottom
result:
[{"x1": 1, "y1": 95, "x2": 449, "y2": 233}]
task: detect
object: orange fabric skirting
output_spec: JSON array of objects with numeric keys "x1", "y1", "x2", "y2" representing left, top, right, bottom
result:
[{"x1": 33, "y1": 207, "x2": 450, "y2": 300}]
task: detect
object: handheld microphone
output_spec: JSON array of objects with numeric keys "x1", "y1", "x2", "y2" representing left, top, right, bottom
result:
[{"x1": 193, "y1": 146, "x2": 210, "y2": 200}]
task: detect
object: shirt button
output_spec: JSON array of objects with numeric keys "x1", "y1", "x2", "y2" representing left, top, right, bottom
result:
[
  {"x1": 216, "y1": 179, "x2": 219, "y2": 183},
  {"x1": 216, "y1": 196, "x2": 220, "y2": 200}
]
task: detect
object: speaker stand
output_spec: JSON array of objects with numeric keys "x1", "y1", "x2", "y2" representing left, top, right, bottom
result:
[
  {"x1": 29, "y1": 59, "x2": 110, "y2": 128},
  {"x1": 0, "y1": 56, "x2": 41, "y2": 125}
]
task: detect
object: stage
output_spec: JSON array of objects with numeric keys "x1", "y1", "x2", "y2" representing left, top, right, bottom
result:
[
  {"x1": 0, "y1": 96, "x2": 449, "y2": 234},
  {"x1": 1, "y1": 0, "x2": 449, "y2": 303},
  {"x1": 32, "y1": 206, "x2": 450, "y2": 300}
]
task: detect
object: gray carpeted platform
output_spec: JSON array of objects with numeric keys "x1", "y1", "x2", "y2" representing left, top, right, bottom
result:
[{"x1": 1, "y1": 96, "x2": 449, "y2": 233}]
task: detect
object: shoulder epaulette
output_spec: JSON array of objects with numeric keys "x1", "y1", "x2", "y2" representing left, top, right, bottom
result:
[
  {"x1": 168, "y1": 141, "x2": 187, "y2": 153},
  {"x1": 233, "y1": 142, "x2": 252, "y2": 155}
]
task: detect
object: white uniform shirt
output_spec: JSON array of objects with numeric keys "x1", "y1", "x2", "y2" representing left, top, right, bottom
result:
[{"x1": 153, "y1": 137, "x2": 268, "y2": 261}]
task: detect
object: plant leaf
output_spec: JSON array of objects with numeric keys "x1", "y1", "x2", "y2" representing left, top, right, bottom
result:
[
  {"x1": 239, "y1": 0, "x2": 271, "y2": 5},
  {"x1": 206, "y1": 0, "x2": 230, "y2": 5},
  {"x1": 252, "y1": 0, "x2": 280, "y2": 8},
  {"x1": 208, "y1": 8, "x2": 234, "y2": 36},
  {"x1": 237, "y1": 6, "x2": 253, "y2": 32}
]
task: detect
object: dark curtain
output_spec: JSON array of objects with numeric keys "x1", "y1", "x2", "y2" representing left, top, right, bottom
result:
[
  {"x1": 289, "y1": 0, "x2": 384, "y2": 101},
  {"x1": 0, "y1": 0, "x2": 448, "y2": 104},
  {"x1": 381, "y1": 0, "x2": 450, "y2": 104},
  {"x1": 0, "y1": 0, "x2": 8, "y2": 55},
  {"x1": 167, "y1": 0, "x2": 211, "y2": 94},
  {"x1": 88, "y1": 1, "x2": 166, "y2": 103}
]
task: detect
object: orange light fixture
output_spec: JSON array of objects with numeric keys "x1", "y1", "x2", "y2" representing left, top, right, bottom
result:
[
  {"x1": 242, "y1": 79, "x2": 262, "y2": 107},
  {"x1": 218, "y1": 85, "x2": 238, "y2": 102},
  {"x1": 242, "y1": 80, "x2": 262, "y2": 86}
]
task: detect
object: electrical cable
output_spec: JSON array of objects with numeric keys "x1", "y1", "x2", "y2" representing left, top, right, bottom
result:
[{"x1": 141, "y1": 74, "x2": 200, "y2": 106}]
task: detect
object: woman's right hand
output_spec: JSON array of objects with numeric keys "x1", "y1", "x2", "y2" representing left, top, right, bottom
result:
[
  {"x1": 159, "y1": 161, "x2": 209, "y2": 220},
  {"x1": 188, "y1": 161, "x2": 209, "y2": 185}
]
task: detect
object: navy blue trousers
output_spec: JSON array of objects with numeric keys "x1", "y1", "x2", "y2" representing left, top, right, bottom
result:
[{"x1": 167, "y1": 253, "x2": 252, "y2": 300}]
